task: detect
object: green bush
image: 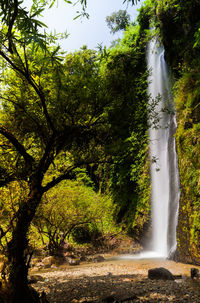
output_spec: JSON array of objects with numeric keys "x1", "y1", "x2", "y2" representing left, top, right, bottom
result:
[{"x1": 31, "y1": 179, "x2": 118, "y2": 254}]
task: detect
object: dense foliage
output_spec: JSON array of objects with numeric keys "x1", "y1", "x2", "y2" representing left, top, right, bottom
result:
[
  {"x1": 106, "y1": 10, "x2": 131, "y2": 34},
  {"x1": 0, "y1": 0, "x2": 147, "y2": 302},
  {"x1": 32, "y1": 179, "x2": 117, "y2": 253},
  {"x1": 94, "y1": 20, "x2": 151, "y2": 235}
]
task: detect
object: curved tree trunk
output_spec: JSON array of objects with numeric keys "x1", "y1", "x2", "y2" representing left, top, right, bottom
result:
[{"x1": 6, "y1": 183, "x2": 43, "y2": 303}]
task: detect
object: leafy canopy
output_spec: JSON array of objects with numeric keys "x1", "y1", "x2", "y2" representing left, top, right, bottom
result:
[{"x1": 106, "y1": 10, "x2": 131, "y2": 34}]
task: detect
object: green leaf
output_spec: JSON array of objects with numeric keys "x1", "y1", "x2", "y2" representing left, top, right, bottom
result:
[
  {"x1": 30, "y1": 8, "x2": 45, "y2": 19},
  {"x1": 49, "y1": 0, "x2": 56, "y2": 9},
  {"x1": 73, "y1": 14, "x2": 82, "y2": 20}
]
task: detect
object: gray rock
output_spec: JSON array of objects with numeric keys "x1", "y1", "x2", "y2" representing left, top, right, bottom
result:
[
  {"x1": 68, "y1": 258, "x2": 80, "y2": 266},
  {"x1": 148, "y1": 267, "x2": 175, "y2": 280}
]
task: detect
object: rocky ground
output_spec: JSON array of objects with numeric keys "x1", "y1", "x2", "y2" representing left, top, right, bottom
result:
[{"x1": 31, "y1": 256, "x2": 200, "y2": 303}]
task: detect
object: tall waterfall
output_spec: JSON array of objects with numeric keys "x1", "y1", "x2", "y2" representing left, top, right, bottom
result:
[{"x1": 147, "y1": 39, "x2": 180, "y2": 258}]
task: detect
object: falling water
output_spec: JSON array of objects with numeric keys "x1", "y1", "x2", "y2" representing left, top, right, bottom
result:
[
  {"x1": 147, "y1": 39, "x2": 180, "y2": 258},
  {"x1": 119, "y1": 39, "x2": 180, "y2": 261}
]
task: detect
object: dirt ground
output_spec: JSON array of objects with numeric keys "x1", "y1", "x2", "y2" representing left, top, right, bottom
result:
[{"x1": 31, "y1": 255, "x2": 200, "y2": 303}]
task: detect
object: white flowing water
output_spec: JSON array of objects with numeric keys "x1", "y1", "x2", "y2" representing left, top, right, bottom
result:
[
  {"x1": 119, "y1": 39, "x2": 180, "y2": 262},
  {"x1": 146, "y1": 39, "x2": 180, "y2": 258}
]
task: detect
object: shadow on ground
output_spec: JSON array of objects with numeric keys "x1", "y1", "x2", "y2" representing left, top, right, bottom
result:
[{"x1": 33, "y1": 272, "x2": 200, "y2": 303}]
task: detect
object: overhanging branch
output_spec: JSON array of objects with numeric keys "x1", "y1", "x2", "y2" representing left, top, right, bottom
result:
[
  {"x1": 42, "y1": 157, "x2": 111, "y2": 193},
  {"x1": 0, "y1": 125, "x2": 34, "y2": 165},
  {"x1": 42, "y1": 165, "x2": 76, "y2": 193}
]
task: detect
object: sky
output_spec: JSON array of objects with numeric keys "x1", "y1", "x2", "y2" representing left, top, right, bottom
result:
[{"x1": 24, "y1": 0, "x2": 143, "y2": 52}]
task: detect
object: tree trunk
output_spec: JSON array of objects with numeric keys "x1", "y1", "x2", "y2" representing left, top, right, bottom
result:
[{"x1": 6, "y1": 183, "x2": 43, "y2": 303}]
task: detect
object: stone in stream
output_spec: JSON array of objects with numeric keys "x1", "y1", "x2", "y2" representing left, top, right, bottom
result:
[{"x1": 148, "y1": 267, "x2": 175, "y2": 280}]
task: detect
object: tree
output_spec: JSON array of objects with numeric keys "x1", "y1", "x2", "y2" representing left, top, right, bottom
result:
[
  {"x1": 0, "y1": 3, "x2": 111, "y2": 303},
  {"x1": 106, "y1": 10, "x2": 131, "y2": 34},
  {"x1": 0, "y1": 48, "x2": 110, "y2": 302}
]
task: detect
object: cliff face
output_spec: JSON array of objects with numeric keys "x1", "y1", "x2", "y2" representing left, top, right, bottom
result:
[
  {"x1": 155, "y1": 0, "x2": 200, "y2": 263},
  {"x1": 175, "y1": 73, "x2": 200, "y2": 264}
]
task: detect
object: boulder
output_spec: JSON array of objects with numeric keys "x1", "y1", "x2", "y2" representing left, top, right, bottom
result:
[
  {"x1": 42, "y1": 256, "x2": 56, "y2": 267},
  {"x1": 148, "y1": 267, "x2": 175, "y2": 280},
  {"x1": 33, "y1": 262, "x2": 44, "y2": 269},
  {"x1": 41, "y1": 256, "x2": 61, "y2": 268}
]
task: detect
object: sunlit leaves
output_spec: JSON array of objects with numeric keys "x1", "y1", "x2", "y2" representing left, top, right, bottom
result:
[
  {"x1": 106, "y1": 10, "x2": 131, "y2": 34},
  {"x1": 194, "y1": 26, "x2": 200, "y2": 48},
  {"x1": 32, "y1": 179, "x2": 117, "y2": 251}
]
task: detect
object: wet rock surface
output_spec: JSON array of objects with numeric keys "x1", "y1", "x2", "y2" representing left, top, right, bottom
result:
[{"x1": 31, "y1": 257, "x2": 200, "y2": 303}]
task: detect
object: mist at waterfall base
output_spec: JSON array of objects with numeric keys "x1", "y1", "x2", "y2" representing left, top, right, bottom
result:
[{"x1": 120, "y1": 40, "x2": 180, "y2": 261}]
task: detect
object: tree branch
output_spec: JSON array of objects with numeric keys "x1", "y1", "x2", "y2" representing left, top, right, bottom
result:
[
  {"x1": 0, "y1": 95, "x2": 45, "y2": 139},
  {"x1": 38, "y1": 134, "x2": 55, "y2": 172},
  {"x1": 0, "y1": 50, "x2": 56, "y2": 133},
  {"x1": 42, "y1": 157, "x2": 111, "y2": 193},
  {"x1": 0, "y1": 125, "x2": 34, "y2": 165},
  {"x1": 7, "y1": 0, "x2": 19, "y2": 53},
  {"x1": 42, "y1": 165, "x2": 76, "y2": 193}
]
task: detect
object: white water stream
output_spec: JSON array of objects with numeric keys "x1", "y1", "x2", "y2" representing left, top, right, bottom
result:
[
  {"x1": 146, "y1": 39, "x2": 180, "y2": 258},
  {"x1": 120, "y1": 39, "x2": 180, "y2": 261}
]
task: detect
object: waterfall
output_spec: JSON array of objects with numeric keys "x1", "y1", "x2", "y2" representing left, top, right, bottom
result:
[
  {"x1": 147, "y1": 39, "x2": 180, "y2": 258},
  {"x1": 119, "y1": 39, "x2": 180, "y2": 261}
]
